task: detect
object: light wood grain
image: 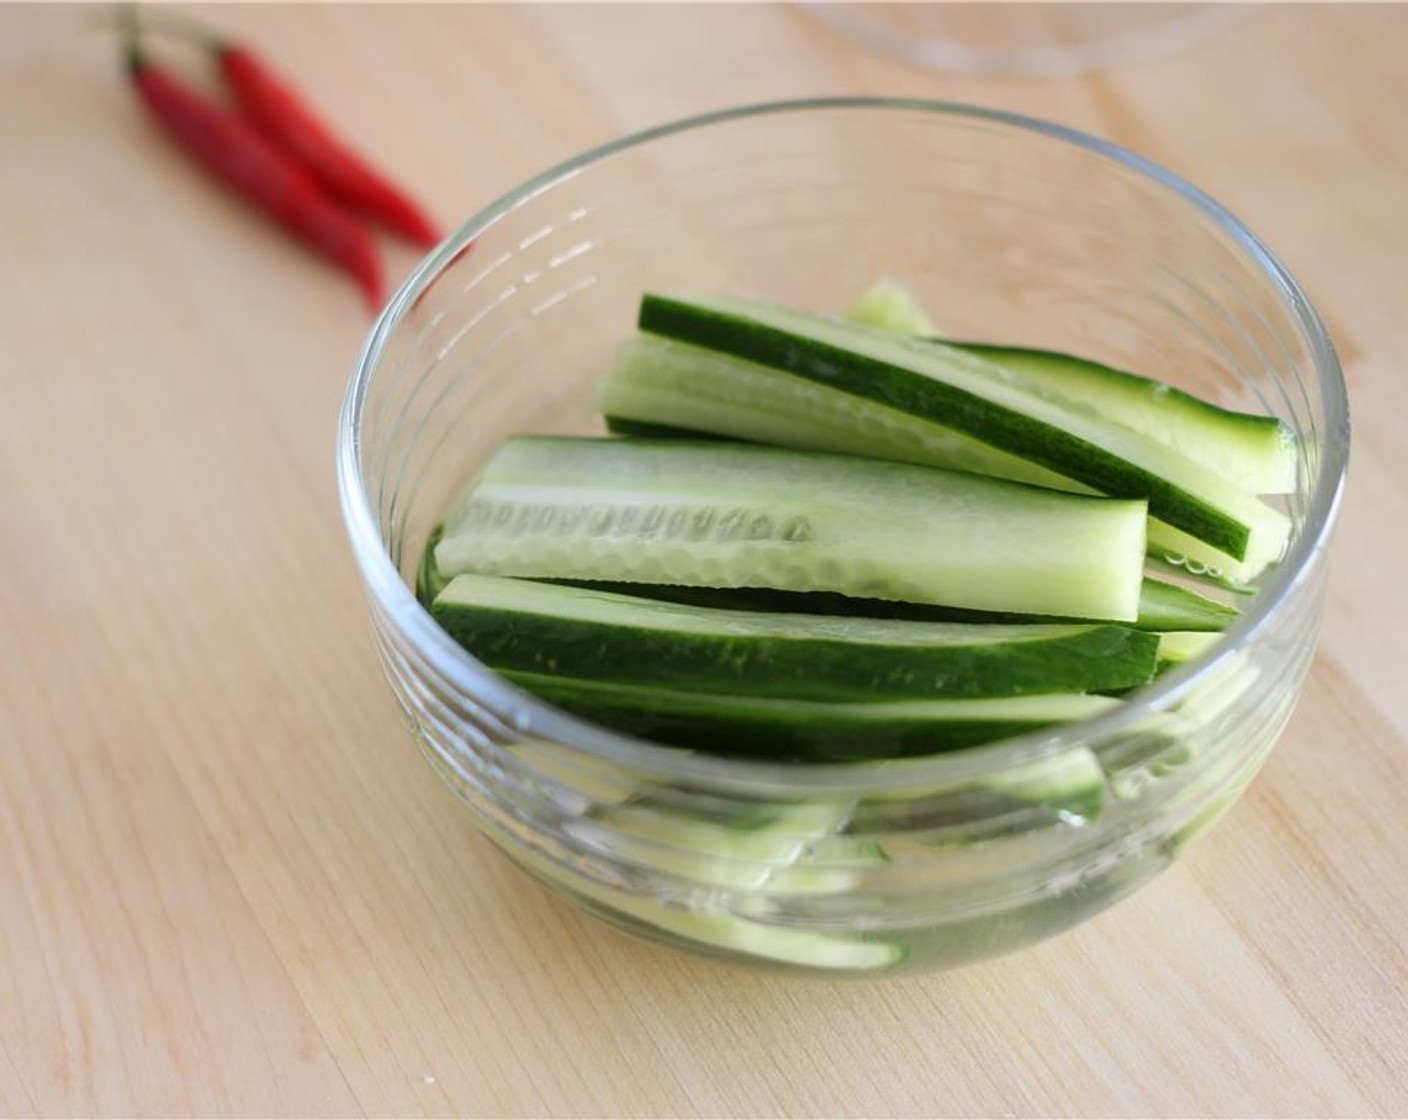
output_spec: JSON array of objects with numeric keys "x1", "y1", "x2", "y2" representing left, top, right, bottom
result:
[{"x1": 2, "y1": 4, "x2": 1405, "y2": 1116}]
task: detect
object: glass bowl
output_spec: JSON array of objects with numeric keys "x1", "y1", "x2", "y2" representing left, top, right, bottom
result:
[
  {"x1": 336, "y1": 99, "x2": 1349, "y2": 977},
  {"x1": 799, "y1": 3, "x2": 1250, "y2": 78}
]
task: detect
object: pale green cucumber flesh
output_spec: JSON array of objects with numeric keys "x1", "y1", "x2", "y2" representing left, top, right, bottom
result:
[
  {"x1": 507, "y1": 836, "x2": 903, "y2": 970},
  {"x1": 1134, "y1": 578, "x2": 1238, "y2": 632},
  {"x1": 503, "y1": 739, "x2": 643, "y2": 808},
  {"x1": 545, "y1": 575, "x2": 1234, "y2": 634},
  {"x1": 851, "y1": 746, "x2": 1106, "y2": 832},
  {"x1": 845, "y1": 276, "x2": 938, "y2": 336},
  {"x1": 601, "y1": 332, "x2": 1281, "y2": 582},
  {"x1": 435, "y1": 436, "x2": 1147, "y2": 621},
  {"x1": 503, "y1": 671, "x2": 1120, "y2": 761},
  {"x1": 1144, "y1": 519, "x2": 1267, "y2": 586},
  {"x1": 416, "y1": 522, "x2": 451, "y2": 608},
  {"x1": 600, "y1": 333, "x2": 1074, "y2": 493},
  {"x1": 1156, "y1": 630, "x2": 1223, "y2": 669},
  {"x1": 432, "y1": 573, "x2": 1159, "y2": 699},
  {"x1": 579, "y1": 799, "x2": 849, "y2": 892},
  {"x1": 1146, "y1": 551, "x2": 1256, "y2": 595},
  {"x1": 637, "y1": 294, "x2": 1290, "y2": 574}
]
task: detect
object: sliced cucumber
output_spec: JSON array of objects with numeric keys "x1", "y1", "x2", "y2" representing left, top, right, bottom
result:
[
  {"x1": 501, "y1": 833, "x2": 902, "y2": 970},
  {"x1": 630, "y1": 296, "x2": 1291, "y2": 579},
  {"x1": 432, "y1": 574, "x2": 1159, "y2": 700},
  {"x1": 577, "y1": 799, "x2": 848, "y2": 892},
  {"x1": 604, "y1": 415, "x2": 734, "y2": 442},
  {"x1": 545, "y1": 575, "x2": 1233, "y2": 635},
  {"x1": 502, "y1": 739, "x2": 643, "y2": 808},
  {"x1": 764, "y1": 838, "x2": 888, "y2": 897},
  {"x1": 601, "y1": 338, "x2": 1267, "y2": 584},
  {"x1": 1156, "y1": 630, "x2": 1222, "y2": 670},
  {"x1": 416, "y1": 522, "x2": 451, "y2": 608},
  {"x1": 853, "y1": 745, "x2": 1106, "y2": 833},
  {"x1": 504, "y1": 671, "x2": 1120, "y2": 761},
  {"x1": 599, "y1": 332, "x2": 1075, "y2": 494},
  {"x1": 435, "y1": 437, "x2": 1148, "y2": 621},
  {"x1": 845, "y1": 276, "x2": 938, "y2": 336},
  {"x1": 981, "y1": 746, "x2": 1107, "y2": 822},
  {"x1": 840, "y1": 276, "x2": 1296, "y2": 497},
  {"x1": 1145, "y1": 552, "x2": 1256, "y2": 596},
  {"x1": 1134, "y1": 579, "x2": 1237, "y2": 632},
  {"x1": 951, "y1": 344, "x2": 1297, "y2": 496}
]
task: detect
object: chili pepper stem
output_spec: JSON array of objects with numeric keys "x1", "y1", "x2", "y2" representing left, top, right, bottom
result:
[{"x1": 108, "y1": 2, "x2": 224, "y2": 49}]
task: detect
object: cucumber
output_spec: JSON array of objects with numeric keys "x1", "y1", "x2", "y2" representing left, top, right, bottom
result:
[
  {"x1": 603, "y1": 357, "x2": 1273, "y2": 592},
  {"x1": 599, "y1": 340, "x2": 1263, "y2": 584},
  {"x1": 546, "y1": 574, "x2": 1234, "y2": 635},
  {"x1": 625, "y1": 297, "x2": 1291, "y2": 580},
  {"x1": 844, "y1": 276, "x2": 938, "y2": 336},
  {"x1": 598, "y1": 332, "x2": 1076, "y2": 495},
  {"x1": 604, "y1": 415, "x2": 735, "y2": 441},
  {"x1": 502, "y1": 671, "x2": 1120, "y2": 761},
  {"x1": 432, "y1": 574, "x2": 1160, "y2": 699},
  {"x1": 842, "y1": 276, "x2": 1296, "y2": 497},
  {"x1": 1146, "y1": 552, "x2": 1256, "y2": 595},
  {"x1": 853, "y1": 745, "x2": 1106, "y2": 832},
  {"x1": 416, "y1": 522, "x2": 451, "y2": 608},
  {"x1": 435, "y1": 436, "x2": 1148, "y2": 621},
  {"x1": 1133, "y1": 579, "x2": 1237, "y2": 632},
  {"x1": 575, "y1": 799, "x2": 849, "y2": 892},
  {"x1": 505, "y1": 836, "x2": 903, "y2": 971},
  {"x1": 945, "y1": 344, "x2": 1297, "y2": 496},
  {"x1": 1156, "y1": 630, "x2": 1222, "y2": 670},
  {"x1": 981, "y1": 746, "x2": 1107, "y2": 821},
  {"x1": 503, "y1": 739, "x2": 643, "y2": 809},
  {"x1": 764, "y1": 838, "x2": 888, "y2": 897}
]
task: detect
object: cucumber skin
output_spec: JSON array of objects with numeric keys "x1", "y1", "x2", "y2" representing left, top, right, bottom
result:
[
  {"x1": 504, "y1": 671, "x2": 1117, "y2": 762},
  {"x1": 548, "y1": 576, "x2": 1235, "y2": 634},
  {"x1": 640, "y1": 295, "x2": 1250, "y2": 561},
  {"x1": 838, "y1": 271, "x2": 1291, "y2": 494},
  {"x1": 605, "y1": 415, "x2": 734, "y2": 442},
  {"x1": 432, "y1": 579, "x2": 1158, "y2": 701},
  {"x1": 951, "y1": 343, "x2": 1297, "y2": 495}
]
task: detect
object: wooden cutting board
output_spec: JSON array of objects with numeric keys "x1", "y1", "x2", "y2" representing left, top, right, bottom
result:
[{"x1": 1, "y1": 4, "x2": 1404, "y2": 1115}]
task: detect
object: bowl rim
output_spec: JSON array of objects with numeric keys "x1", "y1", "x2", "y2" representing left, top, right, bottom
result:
[{"x1": 336, "y1": 96, "x2": 1349, "y2": 794}]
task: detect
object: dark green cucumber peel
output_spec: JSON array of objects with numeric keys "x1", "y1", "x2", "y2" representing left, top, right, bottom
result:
[
  {"x1": 950, "y1": 343, "x2": 1285, "y2": 434},
  {"x1": 432, "y1": 574, "x2": 1160, "y2": 701},
  {"x1": 604, "y1": 415, "x2": 734, "y2": 441},
  {"x1": 951, "y1": 342, "x2": 1289, "y2": 448},
  {"x1": 546, "y1": 576, "x2": 1236, "y2": 634},
  {"x1": 640, "y1": 294, "x2": 1253, "y2": 561},
  {"x1": 503, "y1": 671, "x2": 1118, "y2": 762}
]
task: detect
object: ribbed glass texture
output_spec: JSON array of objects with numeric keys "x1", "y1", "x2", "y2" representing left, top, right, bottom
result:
[{"x1": 338, "y1": 101, "x2": 1348, "y2": 976}]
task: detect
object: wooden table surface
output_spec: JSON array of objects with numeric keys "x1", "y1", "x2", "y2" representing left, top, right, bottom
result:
[{"x1": 3, "y1": 4, "x2": 1407, "y2": 1116}]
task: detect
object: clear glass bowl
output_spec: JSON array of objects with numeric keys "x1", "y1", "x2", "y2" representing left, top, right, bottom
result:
[
  {"x1": 800, "y1": 3, "x2": 1250, "y2": 78},
  {"x1": 336, "y1": 99, "x2": 1349, "y2": 977}
]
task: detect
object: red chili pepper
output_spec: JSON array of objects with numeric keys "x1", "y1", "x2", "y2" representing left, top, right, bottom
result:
[
  {"x1": 127, "y1": 35, "x2": 385, "y2": 310},
  {"x1": 219, "y1": 46, "x2": 442, "y2": 249}
]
